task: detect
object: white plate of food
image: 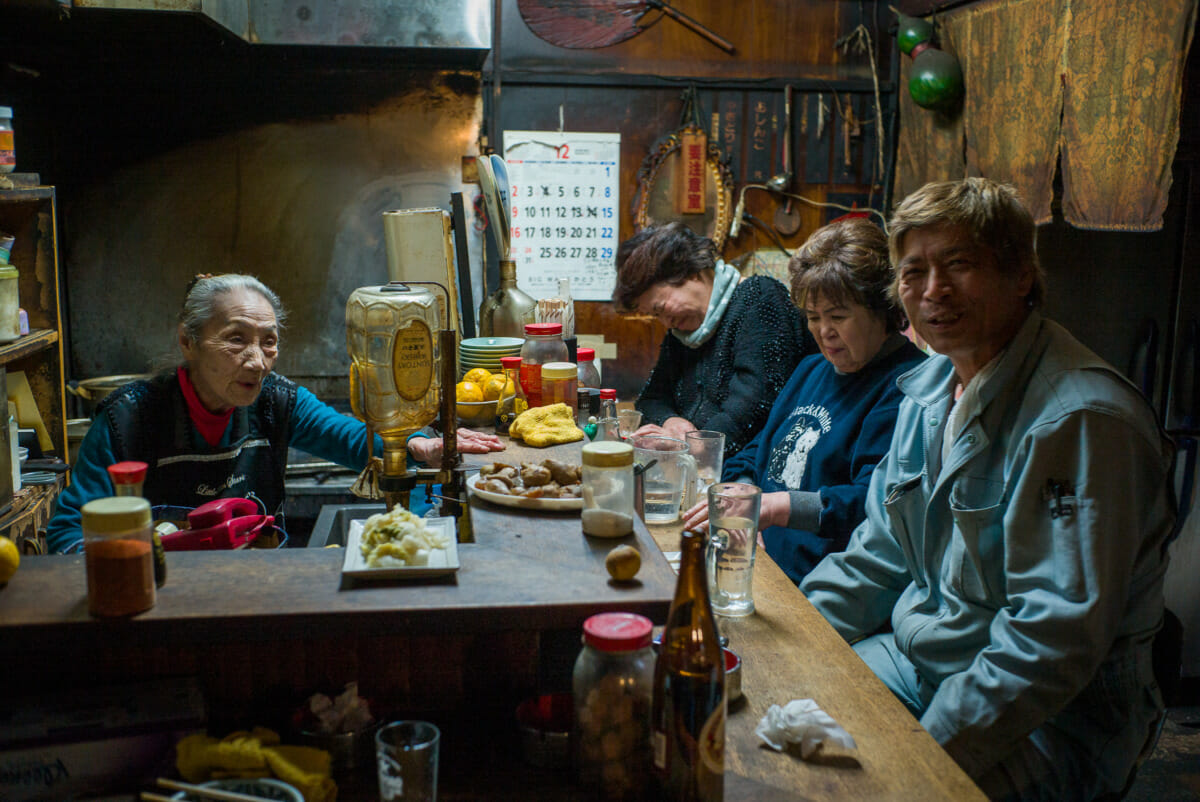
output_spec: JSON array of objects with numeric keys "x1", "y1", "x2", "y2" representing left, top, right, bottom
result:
[
  {"x1": 342, "y1": 513, "x2": 458, "y2": 580},
  {"x1": 467, "y1": 471, "x2": 583, "y2": 512}
]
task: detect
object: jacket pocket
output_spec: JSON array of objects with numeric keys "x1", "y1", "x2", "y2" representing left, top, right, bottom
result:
[
  {"x1": 947, "y1": 501, "x2": 1006, "y2": 606},
  {"x1": 883, "y1": 474, "x2": 927, "y2": 587}
]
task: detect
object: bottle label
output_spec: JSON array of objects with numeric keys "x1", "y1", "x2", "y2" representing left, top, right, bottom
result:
[
  {"x1": 390, "y1": 321, "x2": 433, "y2": 402},
  {"x1": 652, "y1": 730, "x2": 667, "y2": 771},
  {"x1": 519, "y1": 362, "x2": 542, "y2": 407},
  {"x1": 0, "y1": 130, "x2": 13, "y2": 167},
  {"x1": 495, "y1": 409, "x2": 515, "y2": 433},
  {"x1": 699, "y1": 702, "x2": 725, "y2": 775}
]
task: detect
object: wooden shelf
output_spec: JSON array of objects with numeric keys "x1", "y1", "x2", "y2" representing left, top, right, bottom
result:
[{"x1": 0, "y1": 328, "x2": 58, "y2": 366}]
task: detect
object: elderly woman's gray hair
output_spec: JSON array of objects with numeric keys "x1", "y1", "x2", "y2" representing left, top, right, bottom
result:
[
  {"x1": 179, "y1": 274, "x2": 287, "y2": 342},
  {"x1": 788, "y1": 217, "x2": 907, "y2": 333}
]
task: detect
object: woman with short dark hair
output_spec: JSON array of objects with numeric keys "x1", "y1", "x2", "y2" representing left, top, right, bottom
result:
[{"x1": 614, "y1": 223, "x2": 811, "y2": 458}]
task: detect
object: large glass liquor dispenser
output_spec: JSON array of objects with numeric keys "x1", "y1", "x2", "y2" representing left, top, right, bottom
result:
[{"x1": 346, "y1": 282, "x2": 445, "y2": 512}]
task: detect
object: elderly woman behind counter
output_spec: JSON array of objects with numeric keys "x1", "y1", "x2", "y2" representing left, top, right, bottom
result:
[
  {"x1": 614, "y1": 223, "x2": 813, "y2": 458},
  {"x1": 683, "y1": 217, "x2": 926, "y2": 584},
  {"x1": 46, "y1": 274, "x2": 501, "y2": 553}
]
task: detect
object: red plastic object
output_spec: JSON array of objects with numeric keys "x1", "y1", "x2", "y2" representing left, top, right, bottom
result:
[
  {"x1": 160, "y1": 514, "x2": 275, "y2": 551},
  {"x1": 187, "y1": 497, "x2": 259, "y2": 530}
]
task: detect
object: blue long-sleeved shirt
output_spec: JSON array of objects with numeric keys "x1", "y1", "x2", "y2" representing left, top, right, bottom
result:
[{"x1": 723, "y1": 334, "x2": 925, "y2": 583}]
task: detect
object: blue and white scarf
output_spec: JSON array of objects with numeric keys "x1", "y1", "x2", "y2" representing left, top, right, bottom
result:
[{"x1": 671, "y1": 259, "x2": 741, "y2": 349}]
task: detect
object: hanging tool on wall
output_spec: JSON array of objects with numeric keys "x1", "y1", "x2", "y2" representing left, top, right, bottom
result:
[{"x1": 518, "y1": 0, "x2": 736, "y2": 54}]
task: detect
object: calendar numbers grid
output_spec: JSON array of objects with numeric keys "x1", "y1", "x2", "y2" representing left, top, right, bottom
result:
[{"x1": 503, "y1": 131, "x2": 621, "y2": 301}]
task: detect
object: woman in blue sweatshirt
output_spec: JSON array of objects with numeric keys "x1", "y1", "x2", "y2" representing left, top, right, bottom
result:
[{"x1": 684, "y1": 217, "x2": 925, "y2": 584}]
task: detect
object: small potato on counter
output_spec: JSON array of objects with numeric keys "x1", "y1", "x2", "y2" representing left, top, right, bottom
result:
[{"x1": 605, "y1": 545, "x2": 641, "y2": 581}]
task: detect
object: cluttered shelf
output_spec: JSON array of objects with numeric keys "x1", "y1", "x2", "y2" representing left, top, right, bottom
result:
[{"x1": 0, "y1": 328, "x2": 57, "y2": 366}]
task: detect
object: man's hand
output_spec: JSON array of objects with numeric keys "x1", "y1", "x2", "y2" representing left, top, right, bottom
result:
[{"x1": 409, "y1": 428, "x2": 505, "y2": 465}]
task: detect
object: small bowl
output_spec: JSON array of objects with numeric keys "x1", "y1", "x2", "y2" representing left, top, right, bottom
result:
[
  {"x1": 170, "y1": 778, "x2": 303, "y2": 802},
  {"x1": 724, "y1": 647, "x2": 743, "y2": 703},
  {"x1": 516, "y1": 692, "x2": 573, "y2": 769}
]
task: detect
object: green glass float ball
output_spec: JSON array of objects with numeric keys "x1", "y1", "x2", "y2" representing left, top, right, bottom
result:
[
  {"x1": 897, "y1": 14, "x2": 935, "y2": 55},
  {"x1": 909, "y1": 47, "x2": 964, "y2": 110}
]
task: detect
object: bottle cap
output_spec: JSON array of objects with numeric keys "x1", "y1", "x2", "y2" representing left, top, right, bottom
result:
[
  {"x1": 599, "y1": 389, "x2": 617, "y2": 400},
  {"x1": 541, "y1": 362, "x2": 576, "y2": 380},
  {"x1": 107, "y1": 461, "x2": 149, "y2": 485},
  {"x1": 582, "y1": 440, "x2": 634, "y2": 467},
  {"x1": 582, "y1": 612, "x2": 653, "y2": 652},
  {"x1": 500, "y1": 355, "x2": 522, "y2": 368},
  {"x1": 82, "y1": 496, "x2": 152, "y2": 534},
  {"x1": 576, "y1": 347, "x2": 595, "y2": 362},
  {"x1": 524, "y1": 322, "x2": 563, "y2": 336}
]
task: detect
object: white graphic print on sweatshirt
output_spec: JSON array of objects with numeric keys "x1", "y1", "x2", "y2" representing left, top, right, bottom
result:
[{"x1": 767, "y1": 405, "x2": 832, "y2": 489}]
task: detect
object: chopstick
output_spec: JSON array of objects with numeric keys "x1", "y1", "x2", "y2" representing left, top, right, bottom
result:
[{"x1": 145, "y1": 777, "x2": 282, "y2": 802}]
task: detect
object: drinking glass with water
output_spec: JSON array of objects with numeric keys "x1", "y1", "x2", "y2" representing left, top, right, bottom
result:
[{"x1": 705, "y1": 482, "x2": 761, "y2": 617}]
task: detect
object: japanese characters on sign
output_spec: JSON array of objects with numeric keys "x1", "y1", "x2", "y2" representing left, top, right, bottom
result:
[{"x1": 503, "y1": 131, "x2": 621, "y2": 301}]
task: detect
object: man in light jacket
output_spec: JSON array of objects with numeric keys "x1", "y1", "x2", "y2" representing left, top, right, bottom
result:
[{"x1": 801, "y1": 177, "x2": 1176, "y2": 801}]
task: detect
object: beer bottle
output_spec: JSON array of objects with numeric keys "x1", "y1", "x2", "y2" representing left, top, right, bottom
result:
[{"x1": 652, "y1": 528, "x2": 725, "y2": 800}]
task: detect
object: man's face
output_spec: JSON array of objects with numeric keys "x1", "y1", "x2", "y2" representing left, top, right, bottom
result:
[{"x1": 895, "y1": 223, "x2": 1032, "y2": 384}]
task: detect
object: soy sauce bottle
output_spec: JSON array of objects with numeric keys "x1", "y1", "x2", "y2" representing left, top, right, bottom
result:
[{"x1": 651, "y1": 529, "x2": 725, "y2": 800}]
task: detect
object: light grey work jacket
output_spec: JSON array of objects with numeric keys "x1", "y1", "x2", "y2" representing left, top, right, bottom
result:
[{"x1": 802, "y1": 312, "x2": 1176, "y2": 782}]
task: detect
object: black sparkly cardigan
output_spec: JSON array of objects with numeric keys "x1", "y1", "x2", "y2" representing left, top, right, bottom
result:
[{"x1": 635, "y1": 275, "x2": 814, "y2": 459}]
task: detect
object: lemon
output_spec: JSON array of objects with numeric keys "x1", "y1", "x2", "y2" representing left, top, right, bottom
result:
[
  {"x1": 0, "y1": 536, "x2": 18, "y2": 584},
  {"x1": 605, "y1": 544, "x2": 641, "y2": 581},
  {"x1": 463, "y1": 368, "x2": 493, "y2": 386},
  {"x1": 455, "y1": 381, "x2": 484, "y2": 403},
  {"x1": 483, "y1": 374, "x2": 515, "y2": 402}
]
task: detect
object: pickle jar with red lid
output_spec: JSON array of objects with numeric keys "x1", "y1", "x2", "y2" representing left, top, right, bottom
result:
[
  {"x1": 573, "y1": 612, "x2": 654, "y2": 800},
  {"x1": 519, "y1": 322, "x2": 568, "y2": 407}
]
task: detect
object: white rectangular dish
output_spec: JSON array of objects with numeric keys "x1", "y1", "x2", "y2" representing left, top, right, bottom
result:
[{"x1": 341, "y1": 516, "x2": 459, "y2": 580}]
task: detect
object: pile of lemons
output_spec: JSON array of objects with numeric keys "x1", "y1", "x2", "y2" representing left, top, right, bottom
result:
[
  {"x1": 0, "y1": 535, "x2": 18, "y2": 585},
  {"x1": 455, "y1": 367, "x2": 515, "y2": 404}
]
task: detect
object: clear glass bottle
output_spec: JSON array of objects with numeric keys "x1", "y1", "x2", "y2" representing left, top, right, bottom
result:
[
  {"x1": 519, "y1": 322, "x2": 568, "y2": 408},
  {"x1": 581, "y1": 441, "x2": 635, "y2": 537},
  {"x1": 595, "y1": 388, "x2": 620, "y2": 441},
  {"x1": 479, "y1": 259, "x2": 536, "y2": 338},
  {"x1": 83, "y1": 496, "x2": 156, "y2": 617},
  {"x1": 541, "y1": 361, "x2": 578, "y2": 413},
  {"x1": 494, "y1": 356, "x2": 528, "y2": 435},
  {"x1": 574, "y1": 612, "x2": 655, "y2": 800},
  {"x1": 576, "y1": 347, "x2": 601, "y2": 389},
  {"x1": 652, "y1": 529, "x2": 725, "y2": 801}
]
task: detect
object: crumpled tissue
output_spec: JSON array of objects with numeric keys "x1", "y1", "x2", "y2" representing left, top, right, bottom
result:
[{"x1": 755, "y1": 699, "x2": 857, "y2": 758}]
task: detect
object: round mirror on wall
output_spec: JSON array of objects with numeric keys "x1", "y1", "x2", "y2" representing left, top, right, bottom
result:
[{"x1": 632, "y1": 125, "x2": 735, "y2": 250}]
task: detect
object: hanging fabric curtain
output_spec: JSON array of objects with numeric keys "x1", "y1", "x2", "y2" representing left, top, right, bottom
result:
[
  {"x1": 949, "y1": 0, "x2": 1065, "y2": 225},
  {"x1": 895, "y1": 0, "x2": 1197, "y2": 231},
  {"x1": 1060, "y1": 0, "x2": 1199, "y2": 231}
]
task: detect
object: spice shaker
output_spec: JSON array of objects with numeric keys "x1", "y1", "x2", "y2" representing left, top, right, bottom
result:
[
  {"x1": 573, "y1": 612, "x2": 655, "y2": 800},
  {"x1": 82, "y1": 496, "x2": 156, "y2": 617},
  {"x1": 581, "y1": 441, "x2": 635, "y2": 537},
  {"x1": 107, "y1": 461, "x2": 166, "y2": 587},
  {"x1": 576, "y1": 347, "x2": 601, "y2": 389}
]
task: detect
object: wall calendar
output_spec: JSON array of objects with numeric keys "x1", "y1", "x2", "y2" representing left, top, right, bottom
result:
[{"x1": 502, "y1": 130, "x2": 621, "y2": 301}]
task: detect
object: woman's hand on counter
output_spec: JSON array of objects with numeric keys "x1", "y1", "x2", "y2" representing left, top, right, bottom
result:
[
  {"x1": 682, "y1": 498, "x2": 710, "y2": 532},
  {"x1": 682, "y1": 490, "x2": 789, "y2": 535},
  {"x1": 409, "y1": 429, "x2": 505, "y2": 464}
]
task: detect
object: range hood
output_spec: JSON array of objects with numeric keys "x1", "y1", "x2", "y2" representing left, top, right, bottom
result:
[{"x1": 75, "y1": 0, "x2": 492, "y2": 53}]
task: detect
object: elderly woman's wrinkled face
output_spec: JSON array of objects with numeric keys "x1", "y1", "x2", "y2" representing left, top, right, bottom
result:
[
  {"x1": 180, "y1": 288, "x2": 279, "y2": 412},
  {"x1": 633, "y1": 274, "x2": 713, "y2": 332},
  {"x1": 804, "y1": 292, "x2": 889, "y2": 374}
]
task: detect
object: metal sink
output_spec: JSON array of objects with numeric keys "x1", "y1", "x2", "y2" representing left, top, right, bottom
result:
[{"x1": 307, "y1": 503, "x2": 386, "y2": 548}]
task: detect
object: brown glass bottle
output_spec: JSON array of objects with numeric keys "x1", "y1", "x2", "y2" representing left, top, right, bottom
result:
[{"x1": 652, "y1": 529, "x2": 725, "y2": 801}]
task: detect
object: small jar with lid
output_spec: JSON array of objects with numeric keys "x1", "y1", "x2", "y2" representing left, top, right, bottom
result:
[
  {"x1": 573, "y1": 612, "x2": 655, "y2": 800},
  {"x1": 0, "y1": 107, "x2": 13, "y2": 174},
  {"x1": 581, "y1": 441, "x2": 634, "y2": 537},
  {"x1": 519, "y1": 322, "x2": 568, "y2": 407},
  {"x1": 82, "y1": 496, "x2": 156, "y2": 617},
  {"x1": 541, "y1": 361, "x2": 578, "y2": 413},
  {"x1": 576, "y1": 348, "x2": 601, "y2": 389}
]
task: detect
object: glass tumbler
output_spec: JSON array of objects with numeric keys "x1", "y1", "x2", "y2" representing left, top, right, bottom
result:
[
  {"x1": 376, "y1": 720, "x2": 440, "y2": 802},
  {"x1": 685, "y1": 430, "x2": 725, "y2": 497},
  {"x1": 706, "y1": 482, "x2": 762, "y2": 617}
]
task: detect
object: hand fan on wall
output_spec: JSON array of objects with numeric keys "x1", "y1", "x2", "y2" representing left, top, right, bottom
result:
[{"x1": 518, "y1": 0, "x2": 735, "y2": 54}]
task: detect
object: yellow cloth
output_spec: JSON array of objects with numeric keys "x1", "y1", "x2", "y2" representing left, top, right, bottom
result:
[
  {"x1": 175, "y1": 727, "x2": 337, "y2": 802},
  {"x1": 509, "y1": 402, "x2": 585, "y2": 447}
]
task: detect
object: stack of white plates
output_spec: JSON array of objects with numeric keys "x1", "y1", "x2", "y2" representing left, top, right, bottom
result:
[{"x1": 459, "y1": 336, "x2": 523, "y2": 376}]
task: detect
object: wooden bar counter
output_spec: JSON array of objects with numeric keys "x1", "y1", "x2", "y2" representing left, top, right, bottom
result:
[{"x1": 0, "y1": 434, "x2": 984, "y2": 800}]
